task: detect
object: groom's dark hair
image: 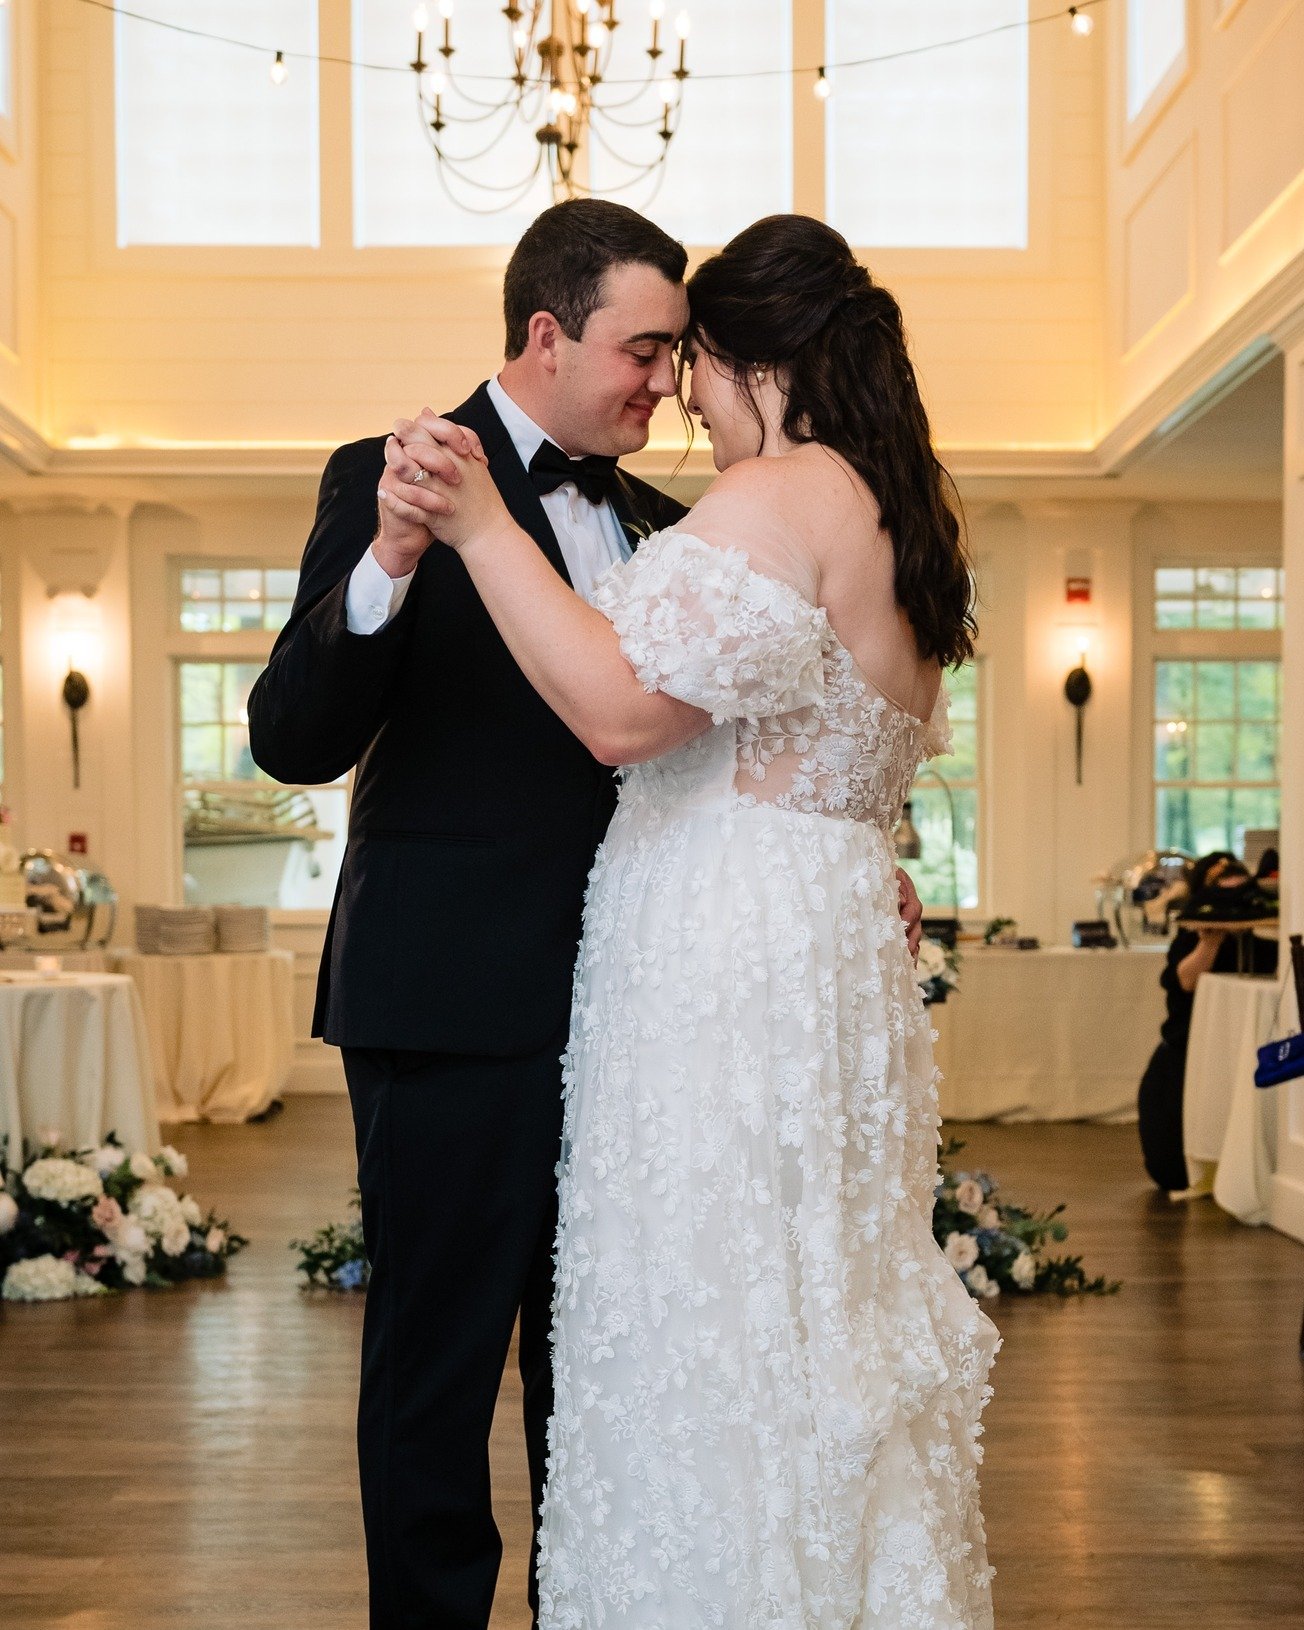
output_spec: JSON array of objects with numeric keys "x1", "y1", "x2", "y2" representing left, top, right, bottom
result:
[{"x1": 503, "y1": 199, "x2": 686, "y2": 360}]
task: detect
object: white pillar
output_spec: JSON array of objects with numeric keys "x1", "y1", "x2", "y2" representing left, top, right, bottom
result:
[{"x1": 1271, "y1": 332, "x2": 1304, "y2": 1241}]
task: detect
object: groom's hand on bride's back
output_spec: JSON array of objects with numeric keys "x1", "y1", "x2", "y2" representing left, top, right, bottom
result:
[{"x1": 371, "y1": 412, "x2": 486, "y2": 579}]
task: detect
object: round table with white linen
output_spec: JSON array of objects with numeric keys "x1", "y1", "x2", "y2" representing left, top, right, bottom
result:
[
  {"x1": 930, "y1": 944, "x2": 1169, "y2": 1121},
  {"x1": 0, "y1": 971, "x2": 159, "y2": 1157},
  {"x1": 1183, "y1": 971, "x2": 1284, "y2": 1225},
  {"x1": 108, "y1": 948, "x2": 295, "y2": 1124}
]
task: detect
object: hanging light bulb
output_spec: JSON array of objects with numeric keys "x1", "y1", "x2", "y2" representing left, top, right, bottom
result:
[
  {"x1": 658, "y1": 77, "x2": 676, "y2": 106},
  {"x1": 814, "y1": 65, "x2": 831, "y2": 100},
  {"x1": 1068, "y1": 6, "x2": 1094, "y2": 36},
  {"x1": 674, "y1": 10, "x2": 690, "y2": 39},
  {"x1": 270, "y1": 50, "x2": 289, "y2": 86}
]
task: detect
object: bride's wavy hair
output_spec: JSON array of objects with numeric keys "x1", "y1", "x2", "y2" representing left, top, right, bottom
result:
[{"x1": 684, "y1": 215, "x2": 977, "y2": 668}]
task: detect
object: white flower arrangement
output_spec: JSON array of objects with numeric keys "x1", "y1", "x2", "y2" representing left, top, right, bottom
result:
[
  {"x1": 0, "y1": 1130, "x2": 246, "y2": 1301},
  {"x1": 916, "y1": 936, "x2": 961, "y2": 1006}
]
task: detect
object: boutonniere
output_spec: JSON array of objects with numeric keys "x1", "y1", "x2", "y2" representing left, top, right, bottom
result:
[{"x1": 613, "y1": 470, "x2": 657, "y2": 548}]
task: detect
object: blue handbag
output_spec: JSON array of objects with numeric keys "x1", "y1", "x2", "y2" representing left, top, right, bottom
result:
[{"x1": 1254, "y1": 933, "x2": 1304, "y2": 1089}]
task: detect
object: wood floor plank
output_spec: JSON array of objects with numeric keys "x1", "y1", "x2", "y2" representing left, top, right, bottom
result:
[{"x1": 1, "y1": 1100, "x2": 1300, "y2": 1628}]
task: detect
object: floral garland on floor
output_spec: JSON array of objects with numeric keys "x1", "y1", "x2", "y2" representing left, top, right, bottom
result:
[
  {"x1": 291, "y1": 1188, "x2": 369, "y2": 1291},
  {"x1": 0, "y1": 1130, "x2": 247, "y2": 1302},
  {"x1": 935, "y1": 1139, "x2": 1120, "y2": 1300},
  {"x1": 297, "y1": 1145, "x2": 1119, "y2": 1304}
]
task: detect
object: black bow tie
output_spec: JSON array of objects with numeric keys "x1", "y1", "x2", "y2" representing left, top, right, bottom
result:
[{"x1": 528, "y1": 440, "x2": 619, "y2": 506}]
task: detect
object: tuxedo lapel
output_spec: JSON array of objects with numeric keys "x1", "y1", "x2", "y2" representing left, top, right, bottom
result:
[
  {"x1": 450, "y1": 383, "x2": 573, "y2": 588},
  {"x1": 609, "y1": 469, "x2": 657, "y2": 554}
]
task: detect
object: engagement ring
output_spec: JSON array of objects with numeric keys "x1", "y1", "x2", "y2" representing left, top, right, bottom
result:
[{"x1": 411, "y1": 469, "x2": 426, "y2": 484}]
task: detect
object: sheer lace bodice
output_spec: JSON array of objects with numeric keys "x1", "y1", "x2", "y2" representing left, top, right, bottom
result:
[{"x1": 591, "y1": 528, "x2": 952, "y2": 830}]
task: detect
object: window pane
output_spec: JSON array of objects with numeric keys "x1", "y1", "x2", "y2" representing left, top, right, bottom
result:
[
  {"x1": 1236, "y1": 595, "x2": 1279, "y2": 630},
  {"x1": 1195, "y1": 663, "x2": 1235, "y2": 718},
  {"x1": 265, "y1": 569, "x2": 300, "y2": 600},
  {"x1": 1154, "y1": 723, "x2": 1190, "y2": 780},
  {"x1": 948, "y1": 663, "x2": 978, "y2": 720},
  {"x1": 1155, "y1": 567, "x2": 1194, "y2": 595},
  {"x1": 826, "y1": 1, "x2": 1028, "y2": 249},
  {"x1": 591, "y1": 4, "x2": 793, "y2": 243},
  {"x1": 185, "y1": 786, "x2": 348, "y2": 911},
  {"x1": 181, "y1": 725, "x2": 223, "y2": 781},
  {"x1": 264, "y1": 601, "x2": 296, "y2": 632},
  {"x1": 900, "y1": 786, "x2": 978, "y2": 912},
  {"x1": 1127, "y1": 0, "x2": 1186, "y2": 121},
  {"x1": 1236, "y1": 724, "x2": 1277, "y2": 782},
  {"x1": 182, "y1": 570, "x2": 221, "y2": 602},
  {"x1": 352, "y1": 0, "x2": 551, "y2": 247},
  {"x1": 1239, "y1": 662, "x2": 1279, "y2": 719},
  {"x1": 1156, "y1": 599, "x2": 1194, "y2": 629},
  {"x1": 946, "y1": 720, "x2": 978, "y2": 781},
  {"x1": 222, "y1": 664, "x2": 264, "y2": 724},
  {"x1": 116, "y1": 2, "x2": 319, "y2": 247},
  {"x1": 179, "y1": 663, "x2": 222, "y2": 724},
  {"x1": 1155, "y1": 661, "x2": 1193, "y2": 718},
  {"x1": 1195, "y1": 598, "x2": 1236, "y2": 630}
]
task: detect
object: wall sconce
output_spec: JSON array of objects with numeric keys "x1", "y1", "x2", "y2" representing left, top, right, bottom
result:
[
  {"x1": 49, "y1": 593, "x2": 103, "y2": 790},
  {"x1": 1061, "y1": 625, "x2": 1094, "y2": 787}
]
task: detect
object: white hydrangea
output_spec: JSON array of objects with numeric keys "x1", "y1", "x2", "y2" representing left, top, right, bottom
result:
[
  {"x1": 158, "y1": 1146, "x2": 189, "y2": 1179},
  {"x1": 129, "y1": 1151, "x2": 159, "y2": 1182},
  {"x1": 23, "y1": 1157, "x2": 104, "y2": 1206},
  {"x1": 0, "y1": 1192, "x2": 18, "y2": 1233},
  {"x1": 1011, "y1": 1251, "x2": 1037, "y2": 1290},
  {"x1": 2, "y1": 1254, "x2": 105, "y2": 1301},
  {"x1": 944, "y1": 1231, "x2": 979, "y2": 1272},
  {"x1": 129, "y1": 1184, "x2": 190, "y2": 1256},
  {"x1": 180, "y1": 1195, "x2": 203, "y2": 1228},
  {"x1": 84, "y1": 1144, "x2": 126, "y2": 1178}
]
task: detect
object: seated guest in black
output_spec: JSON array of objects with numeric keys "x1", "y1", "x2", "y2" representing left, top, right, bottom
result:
[
  {"x1": 248, "y1": 197, "x2": 927, "y2": 1630},
  {"x1": 1137, "y1": 852, "x2": 1279, "y2": 1193}
]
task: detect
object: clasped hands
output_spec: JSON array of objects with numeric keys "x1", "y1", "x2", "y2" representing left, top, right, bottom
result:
[{"x1": 374, "y1": 410, "x2": 507, "y2": 576}]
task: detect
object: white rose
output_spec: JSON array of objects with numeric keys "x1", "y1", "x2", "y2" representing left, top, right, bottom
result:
[
  {"x1": 161, "y1": 1222, "x2": 190, "y2": 1258},
  {"x1": 129, "y1": 1151, "x2": 159, "y2": 1182},
  {"x1": 977, "y1": 1205, "x2": 1000, "y2": 1230},
  {"x1": 180, "y1": 1196, "x2": 203, "y2": 1228},
  {"x1": 944, "y1": 1231, "x2": 979, "y2": 1272},
  {"x1": 204, "y1": 1226, "x2": 226, "y2": 1255},
  {"x1": 22, "y1": 1157, "x2": 104, "y2": 1206},
  {"x1": 158, "y1": 1145, "x2": 189, "y2": 1179},
  {"x1": 915, "y1": 940, "x2": 947, "y2": 984},
  {"x1": 965, "y1": 1264, "x2": 1000, "y2": 1299},
  {"x1": 86, "y1": 1144, "x2": 126, "y2": 1178},
  {"x1": 3, "y1": 1254, "x2": 77, "y2": 1301},
  {"x1": 954, "y1": 1179, "x2": 985, "y2": 1215},
  {"x1": 112, "y1": 1219, "x2": 149, "y2": 1258},
  {"x1": 1011, "y1": 1251, "x2": 1037, "y2": 1290},
  {"x1": 0, "y1": 1192, "x2": 18, "y2": 1233},
  {"x1": 120, "y1": 1253, "x2": 147, "y2": 1286}
]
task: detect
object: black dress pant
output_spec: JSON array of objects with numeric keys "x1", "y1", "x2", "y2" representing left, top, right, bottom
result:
[
  {"x1": 1137, "y1": 1038, "x2": 1190, "y2": 1192},
  {"x1": 343, "y1": 1036, "x2": 567, "y2": 1630}
]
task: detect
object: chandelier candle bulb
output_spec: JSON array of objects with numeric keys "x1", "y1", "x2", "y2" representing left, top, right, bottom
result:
[{"x1": 412, "y1": 2, "x2": 430, "y2": 30}]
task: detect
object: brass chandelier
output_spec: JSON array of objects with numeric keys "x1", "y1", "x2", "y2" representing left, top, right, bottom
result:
[{"x1": 410, "y1": 1, "x2": 691, "y2": 210}]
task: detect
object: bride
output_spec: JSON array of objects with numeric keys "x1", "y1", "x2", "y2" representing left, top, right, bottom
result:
[{"x1": 389, "y1": 214, "x2": 999, "y2": 1629}]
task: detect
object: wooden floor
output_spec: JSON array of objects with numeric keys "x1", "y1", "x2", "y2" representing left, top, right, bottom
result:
[{"x1": 3, "y1": 1097, "x2": 1302, "y2": 1630}]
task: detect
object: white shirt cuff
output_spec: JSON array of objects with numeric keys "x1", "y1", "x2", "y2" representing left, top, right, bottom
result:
[{"x1": 345, "y1": 544, "x2": 415, "y2": 635}]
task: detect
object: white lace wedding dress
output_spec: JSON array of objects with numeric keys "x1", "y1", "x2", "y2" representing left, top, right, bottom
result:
[{"x1": 537, "y1": 522, "x2": 1001, "y2": 1630}]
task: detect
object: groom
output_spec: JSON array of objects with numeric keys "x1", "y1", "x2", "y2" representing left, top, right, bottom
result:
[{"x1": 249, "y1": 198, "x2": 925, "y2": 1630}]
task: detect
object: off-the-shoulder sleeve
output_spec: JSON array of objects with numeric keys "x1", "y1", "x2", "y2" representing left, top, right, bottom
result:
[
  {"x1": 921, "y1": 680, "x2": 953, "y2": 759},
  {"x1": 591, "y1": 529, "x2": 827, "y2": 724}
]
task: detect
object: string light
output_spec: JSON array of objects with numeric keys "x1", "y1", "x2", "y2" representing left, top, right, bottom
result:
[
  {"x1": 269, "y1": 50, "x2": 288, "y2": 86},
  {"x1": 78, "y1": 0, "x2": 1114, "y2": 90},
  {"x1": 814, "y1": 65, "x2": 831, "y2": 100}
]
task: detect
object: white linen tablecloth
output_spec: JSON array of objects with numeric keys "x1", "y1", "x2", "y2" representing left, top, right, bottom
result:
[
  {"x1": 930, "y1": 945, "x2": 1169, "y2": 1121},
  {"x1": 109, "y1": 949, "x2": 295, "y2": 1125},
  {"x1": 1183, "y1": 972, "x2": 1284, "y2": 1225},
  {"x1": 0, "y1": 973, "x2": 159, "y2": 1157}
]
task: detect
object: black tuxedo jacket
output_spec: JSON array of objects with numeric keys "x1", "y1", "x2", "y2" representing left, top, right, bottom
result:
[{"x1": 247, "y1": 383, "x2": 687, "y2": 1056}]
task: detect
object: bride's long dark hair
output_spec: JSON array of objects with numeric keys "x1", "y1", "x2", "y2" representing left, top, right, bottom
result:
[{"x1": 685, "y1": 215, "x2": 977, "y2": 669}]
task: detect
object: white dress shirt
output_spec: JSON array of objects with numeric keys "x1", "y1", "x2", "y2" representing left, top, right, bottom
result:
[{"x1": 345, "y1": 375, "x2": 633, "y2": 634}]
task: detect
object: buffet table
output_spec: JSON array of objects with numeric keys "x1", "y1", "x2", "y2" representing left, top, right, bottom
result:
[
  {"x1": 108, "y1": 949, "x2": 295, "y2": 1124},
  {"x1": 931, "y1": 945, "x2": 1168, "y2": 1121},
  {"x1": 1183, "y1": 972, "x2": 1285, "y2": 1225},
  {"x1": 0, "y1": 972, "x2": 159, "y2": 1156}
]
